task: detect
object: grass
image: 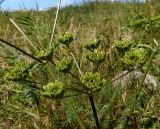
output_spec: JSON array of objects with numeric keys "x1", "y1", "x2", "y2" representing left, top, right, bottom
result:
[{"x1": 0, "y1": 0, "x2": 160, "y2": 129}]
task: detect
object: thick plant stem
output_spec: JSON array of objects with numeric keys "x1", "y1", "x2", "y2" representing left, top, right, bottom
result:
[
  {"x1": 89, "y1": 95, "x2": 100, "y2": 129},
  {"x1": 68, "y1": 47, "x2": 100, "y2": 128}
]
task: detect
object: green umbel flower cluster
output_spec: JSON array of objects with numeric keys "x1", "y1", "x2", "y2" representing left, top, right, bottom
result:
[
  {"x1": 115, "y1": 39, "x2": 131, "y2": 52},
  {"x1": 4, "y1": 61, "x2": 32, "y2": 81},
  {"x1": 81, "y1": 72, "x2": 102, "y2": 92},
  {"x1": 87, "y1": 51, "x2": 105, "y2": 64},
  {"x1": 36, "y1": 48, "x2": 54, "y2": 61},
  {"x1": 56, "y1": 57, "x2": 72, "y2": 72},
  {"x1": 84, "y1": 38, "x2": 105, "y2": 64},
  {"x1": 43, "y1": 80, "x2": 64, "y2": 99},
  {"x1": 84, "y1": 38, "x2": 100, "y2": 51},
  {"x1": 121, "y1": 48, "x2": 146, "y2": 67},
  {"x1": 58, "y1": 32, "x2": 73, "y2": 46}
]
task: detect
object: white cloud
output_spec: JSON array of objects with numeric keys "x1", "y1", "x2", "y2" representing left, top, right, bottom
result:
[{"x1": 61, "y1": 0, "x2": 73, "y2": 7}]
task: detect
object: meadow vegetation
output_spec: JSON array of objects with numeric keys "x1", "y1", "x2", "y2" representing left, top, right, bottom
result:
[{"x1": 0, "y1": 0, "x2": 160, "y2": 128}]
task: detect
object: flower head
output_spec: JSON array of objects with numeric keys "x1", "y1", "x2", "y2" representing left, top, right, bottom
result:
[
  {"x1": 81, "y1": 72, "x2": 102, "y2": 92},
  {"x1": 84, "y1": 38, "x2": 100, "y2": 51},
  {"x1": 87, "y1": 50, "x2": 105, "y2": 64},
  {"x1": 121, "y1": 48, "x2": 146, "y2": 67},
  {"x1": 56, "y1": 57, "x2": 72, "y2": 72},
  {"x1": 4, "y1": 61, "x2": 32, "y2": 81},
  {"x1": 58, "y1": 32, "x2": 73, "y2": 46},
  {"x1": 43, "y1": 80, "x2": 64, "y2": 99},
  {"x1": 36, "y1": 47, "x2": 54, "y2": 61},
  {"x1": 115, "y1": 39, "x2": 131, "y2": 52}
]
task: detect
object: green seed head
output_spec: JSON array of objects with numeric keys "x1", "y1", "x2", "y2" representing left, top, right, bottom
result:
[
  {"x1": 81, "y1": 72, "x2": 101, "y2": 92},
  {"x1": 84, "y1": 38, "x2": 100, "y2": 51},
  {"x1": 115, "y1": 39, "x2": 131, "y2": 52},
  {"x1": 121, "y1": 48, "x2": 146, "y2": 67},
  {"x1": 87, "y1": 50, "x2": 105, "y2": 64},
  {"x1": 58, "y1": 32, "x2": 73, "y2": 46},
  {"x1": 56, "y1": 57, "x2": 72, "y2": 72},
  {"x1": 36, "y1": 47, "x2": 54, "y2": 61},
  {"x1": 43, "y1": 80, "x2": 64, "y2": 99},
  {"x1": 4, "y1": 61, "x2": 32, "y2": 81}
]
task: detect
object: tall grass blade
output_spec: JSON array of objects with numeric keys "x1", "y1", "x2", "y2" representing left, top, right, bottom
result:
[
  {"x1": 49, "y1": 0, "x2": 61, "y2": 48},
  {"x1": 0, "y1": 7, "x2": 37, "y2": 51},
  {"x1": 23, "y1": 110, "x2": 40, "y2": 121}
]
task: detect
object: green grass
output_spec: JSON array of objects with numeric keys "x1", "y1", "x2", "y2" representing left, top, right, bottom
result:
[{"x1": 0, "y1": 1, "x2": 160, "y2": 129}]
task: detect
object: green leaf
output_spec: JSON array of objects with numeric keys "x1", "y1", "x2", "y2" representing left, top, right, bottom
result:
[{"x1": 23, "y1": 110, "x2": 40, "y2": 120}]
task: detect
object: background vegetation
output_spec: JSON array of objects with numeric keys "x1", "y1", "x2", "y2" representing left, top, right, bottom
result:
[{"x1": 0, "y1": 0, "x2": 160, "y2": 128}]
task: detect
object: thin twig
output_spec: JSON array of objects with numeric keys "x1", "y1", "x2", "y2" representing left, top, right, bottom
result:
[
  {"x1": 110, "y1": 66, "x2": 137, "y2": 83},
  {"x1": 49, "y1": 0, "x2": 61, "y2": 48},
  {"x1": 57, "y1": 93, "x2": 86, "y2": 99},
  {"x1": 65, "y1": 87, "x2": 87, "y2": 94},
  {"x1": 69, "y1": 48, "x2": 83, "y2": 76},
  {"x1": 67, "y1": 71, "x2": 84, "y2": 86}
]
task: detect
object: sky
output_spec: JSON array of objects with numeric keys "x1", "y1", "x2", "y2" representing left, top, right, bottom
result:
[
  {"x1": 0, "y1": 0, "x2": 81, "y2": 10},
  {"x1": 0, "y1": 0, "x2": 146, "y2": 10}
]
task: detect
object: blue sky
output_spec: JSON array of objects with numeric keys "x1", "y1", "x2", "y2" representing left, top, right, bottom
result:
[
  {"x1": 0, "y1": 0, "x2": 146, "y2": 10},
  {"x1": 0, "y1": 0, "x2": 81, "y2": 10}
]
